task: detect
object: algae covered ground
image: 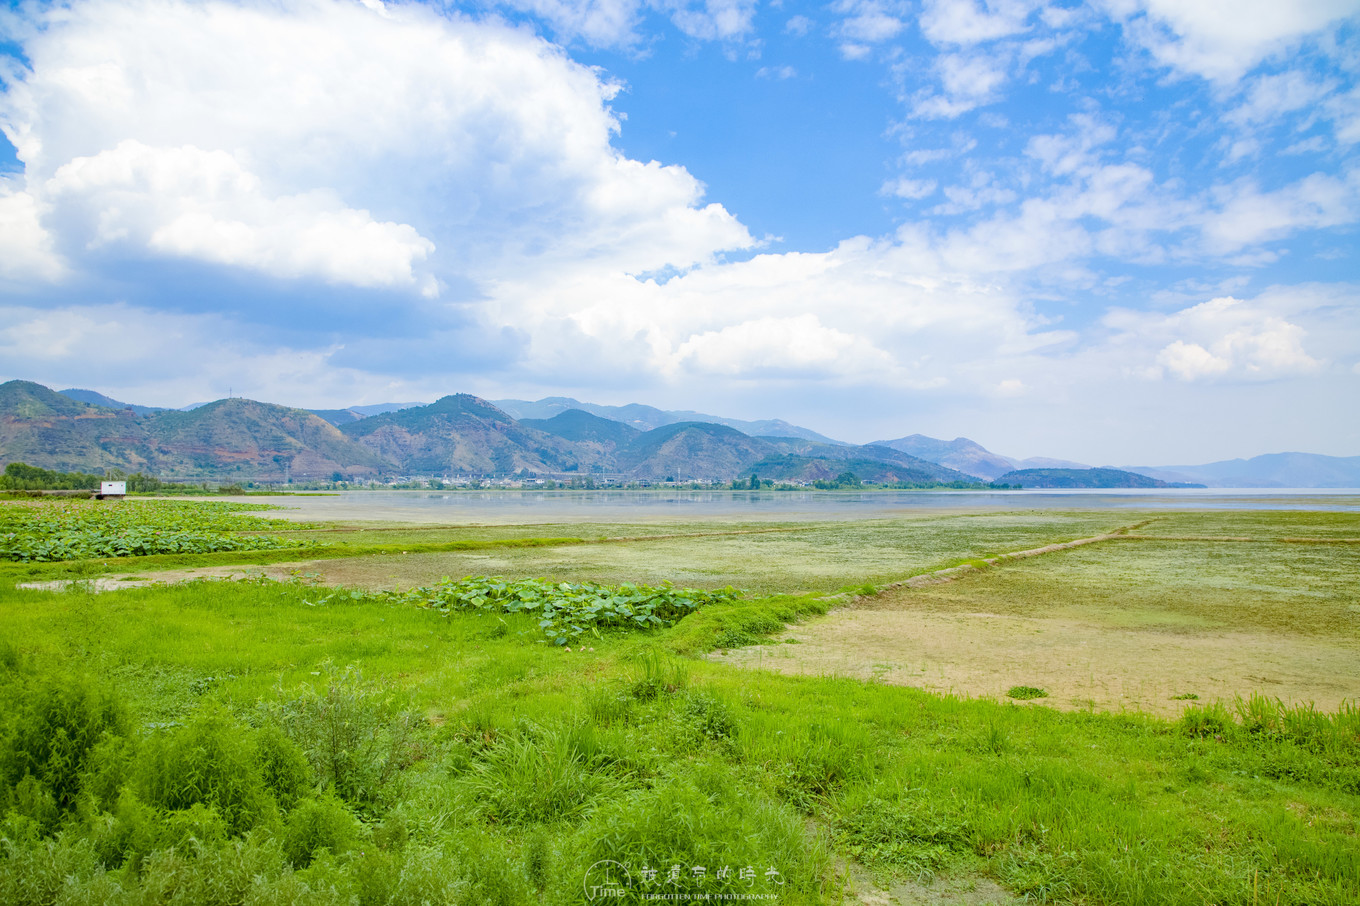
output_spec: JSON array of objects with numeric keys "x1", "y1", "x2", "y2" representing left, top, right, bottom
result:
[{"x1": 0, "y1": 497, "x2": 1357, "y2": 905}]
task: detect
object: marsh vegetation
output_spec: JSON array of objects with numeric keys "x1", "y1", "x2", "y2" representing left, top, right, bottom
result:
[{"x1": 0, "y1": 498, "x2": 1356, "y2": 904}]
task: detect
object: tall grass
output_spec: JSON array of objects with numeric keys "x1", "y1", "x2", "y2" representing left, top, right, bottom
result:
[{"x1": 2, "y1": 510, "x2": 1358, "y2": 904}]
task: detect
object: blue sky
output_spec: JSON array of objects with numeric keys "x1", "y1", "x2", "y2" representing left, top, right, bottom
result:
[{"x1": 1, "y1": 0, "x2": 1357, "y2": 464}]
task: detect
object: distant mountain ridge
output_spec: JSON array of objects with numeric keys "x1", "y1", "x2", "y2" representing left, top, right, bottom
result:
[
  {"x1": 494, "y1": 396, "x2": 842, "y2": 443},
  {"x1": 59, "y1": 388, "x2": 167, "y2": 416},
  {"x1": 6, "y1": 381, "x2": 1357, "y2": 486},
  {"x1": 9, "y1": 382, "x2": 387, "y2": 480},
  {"x1": 995, "y1": 468, "x2": 1202, "y2": 489},
  {"x1": 1125, "y1": 453, "x2": 1360, "y2": 489}
]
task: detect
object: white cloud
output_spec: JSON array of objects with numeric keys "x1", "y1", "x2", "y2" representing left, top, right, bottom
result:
[
  {"x1": 483, "y1": 228, "x2": 1080, "y2": 394},
  {"x1": 0, "y1": 0, "x2": 752, "y2": 293},
  {"x1": 930, "y1": 171, "x2": 1017, "y2": 213},
  {"x1": 1325, "y1": 87, "x2": 1360, "y2": 144},
  {"x1": 911, "y1": 51, "x2": 1011, "y2": 117},
  {"x1": 1156, "y1": 340, "x2": 1231, "y2": 380},
  {"x1": 1199, "y1": 170, "x2": 1360, "y2": 255},
  {"x1": 489, "y1": 0, "x2": 761, "y2": 48},
  {"x1": 1108, "y1": 295, "x2": 1325, "y2": 382},
  {"x1": 1026, "y1": 113, "x2": 1118, "y2": 175},
  {"x1": 672, "y1": 314, "x2": 894, "y2": 378},
  {"x1": 46, "y1": 140, "x2": 436, "y2": 290},
  {"x1": 920, "y1": 0, "x2": 1039, "y2": 47},
  {"x1": 0, "y1": 181, "x2": 65, "y2": 283},
  {"x1": 657, "y1": 0, "x2": 759, "y2": 42},
  {"x1": 756, "y1": 65, "x2": 798, "y2": 80},
  {"x1": 0, "y1": 301, "x2": 370, "y2": 405},
  {"x1": 499, "y1": 0, "x2": 644, "y2": 47},
  {"x1": 1226, "y1": 70, "x2": 1336, "y2": 126},
  {"x1": 1111, "y1": 0, "x2": 1360, "y2": 84},
  {"x1": 882, "y1": 177, "x2": 938, "y2": 199},
  {"x1": 833, "y1": 0, "x2": 907, "y2": 45}
]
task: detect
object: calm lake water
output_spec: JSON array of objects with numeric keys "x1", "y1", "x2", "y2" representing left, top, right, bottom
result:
[{"x1": 240, "y1": 488, "x2": 1360, "y2": 524}]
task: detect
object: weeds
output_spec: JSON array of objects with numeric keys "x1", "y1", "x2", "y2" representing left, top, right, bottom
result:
[{"x1": 255, "y1": 664, "x2": 422, "y2": 812}]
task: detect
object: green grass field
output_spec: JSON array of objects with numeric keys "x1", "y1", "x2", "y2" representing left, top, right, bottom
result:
[{"x1": 1, "y1": 500, "x2": 1357, "y2": 905}]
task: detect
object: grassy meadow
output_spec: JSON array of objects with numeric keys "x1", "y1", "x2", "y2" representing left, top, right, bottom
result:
[{"x1": 0, "y1": 497, "x2": 1357, "y2": 905}]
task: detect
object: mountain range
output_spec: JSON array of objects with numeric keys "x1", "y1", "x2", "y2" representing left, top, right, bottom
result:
[{"x1": 0, "y1": 381, "x2": 1352, "y2": 487}]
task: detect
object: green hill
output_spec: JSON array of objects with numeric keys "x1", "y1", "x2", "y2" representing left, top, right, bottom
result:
[
  {"x1": 59, "y1": 388, "x2": 167, "y2": 415},
  {"x1": 145, "y1": 399, "x2": 393, "y2": 480},
  {"x1": 0, "y1": 381, "x2": 149, "y2": 473},
  {"x1": 873, "y1": 434, "x2": 1016, "y2": 480},
  {"x1": 0, "y1": 381, "x2": 392, "y2": 480},
  {"x1": 341, "y1": 394, "x2": 585, "y2": 474},
  {"x1": 993, "y1": 468, "x2": 1200, "y2": 489},
  {"x1": 521, "y1": 409, "x2": 640, "y2": 448},
  {"x1": 616, "y1": 423, "x2": 775, "y2": 480},
  {"x1": 744, "y1": 453, "x2": 974, "y2": 485}
]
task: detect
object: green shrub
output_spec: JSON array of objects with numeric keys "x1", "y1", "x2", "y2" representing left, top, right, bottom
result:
[
  {"x1": 254, "y1": 724, "x2": 312, "y2": 811},
  {"x1": 259, "y1": 665, "x2": 421, "y2": 812},
  {"x1": 629, "y1": 651, "x2": 688, "y2": 701},
  {"x1": 461, "y1": 725, "x2": 628, "y2": 825},
  {"x1": 0, "y1": 831, "x2": 108, "y2": 906},
  {"x1": 576, "y1": 765, "x2": 823, "y2": 901},
  {"x1": 85, "y1": 789, "x2": 159, "y2": 870},
  {"x1": 9, "y1": 776, "x2": 58, "y2": 834},
  {"x1": 1178, "y1": 702, "x2": 1236, "y2": 739},
  {"x1": 283, "y1": 794, "x2": 363, "y2": 867},
  {"x1": 353, "y1": 844, "x2": 472, "y2": 906},
  {"x1": 834, "y1": 781, "x2": 973, "y2": 877},
  {"x1": 80, "y1": 734, "x2": 139, "y2": 813},
  {"x1": 739, "y1": 715, "x2": 873, "y2": 810},
  {"x1": 683, "y1": 691, "x2": 739, "y2": 742},
  {"x1": 135, "y1": 709, "x2": 275, "y2": 835},
  {"x1": 0, "y1": 639, "x2": 19, "y2": 673},
  {"x1": 1006, "y1": 685, "x2": 1048, "y2": 700},
  {"x1": 0, "y1": 675, "x2": 129, "y2": 814},
  {"x1": 158, "y1": 802, "x2": 230, "y2": 853}
]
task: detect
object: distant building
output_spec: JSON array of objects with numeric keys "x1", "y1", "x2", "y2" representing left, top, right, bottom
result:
[{"x1": 97, "y1": 481, "x2": 126, "y2": 499}]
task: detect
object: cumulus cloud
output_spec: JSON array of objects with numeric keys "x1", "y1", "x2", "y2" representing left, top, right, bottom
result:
[
  {"x1": 46, "y1": 140, "x2": 436, "y2": 290},
  {"x1": 882, "y1": 177, "x2": 938, "y2": 199},
  {"x1": 0, "y1": 0, "x2": 751, "y2": 297},
  {"x1": 658, "y1": 0, "x2": 759, "y2": 41},
  {"x1": 1199, "y1": 170, "x2": 1360, "y2": 255},
  {"x1": 1226, "y1": 70, "x2": 1337, "y2": 126},
  {"x1": 919, "y1": 0, "x2": 1039, "y2": 46},
  {"x1": 1110, "y1": 0, "x2": 1360, "y2": 84},
  {"x1": 1107, "y1": 295, "x2": 1324, "y2": 382},
  {"x1": 833, "y1": 0, "x2": 907, "y2": 54},
  {"x1": 671, "y1": 314, "x2": 895, "y2": 378},
  {"x1": 911, "y1": 51, "x2": 1011, "y2": 117},
  {"x1": 498, "y1": 0, "x2": 645, "y2": 47},
  {"x1": 0, "y1": 181, "x2": 65, "y2": 283}
]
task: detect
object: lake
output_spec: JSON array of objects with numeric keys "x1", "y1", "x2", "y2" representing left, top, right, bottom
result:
[{"x1": 234, "y1": 488, "x2": 1360, "y2": 524}]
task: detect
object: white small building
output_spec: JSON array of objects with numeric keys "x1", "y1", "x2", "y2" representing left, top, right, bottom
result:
[{"x1": 97, "y1": 481, "x2": 127, "y2": 499}]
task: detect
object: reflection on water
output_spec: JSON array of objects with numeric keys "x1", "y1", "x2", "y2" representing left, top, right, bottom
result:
[{"x1": 245, "y1": 488, "x2": 1360, "y2": 524}]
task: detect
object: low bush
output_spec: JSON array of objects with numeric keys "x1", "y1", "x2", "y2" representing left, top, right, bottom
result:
[
  {"x1": 257, "y1": 665, "x2": 421, "y2": 812},
  {"x1": 0, "y1": 674, "x2": 129, "y2": 815}
]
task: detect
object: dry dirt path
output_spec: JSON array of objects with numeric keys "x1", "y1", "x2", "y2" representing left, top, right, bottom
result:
[{"x1": 710, "y1": 521, "x2": 1360, "y2": 718}]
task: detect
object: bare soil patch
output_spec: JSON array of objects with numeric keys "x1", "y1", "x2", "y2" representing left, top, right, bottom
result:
[
  {"x1": 714, "y1": 524, "x2": 1360, "y2": 717},
  {"x1": 710, "y1": 608, "x2": 1359, "y2": 718}
]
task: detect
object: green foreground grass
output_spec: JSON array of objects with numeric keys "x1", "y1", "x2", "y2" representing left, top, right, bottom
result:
[
  {"x1": 2, "y1": 573, "x2": 1358, "y2": 905},
  {"x1": 1, "y1": 505, "x2": 1358, "y2": 905}
]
